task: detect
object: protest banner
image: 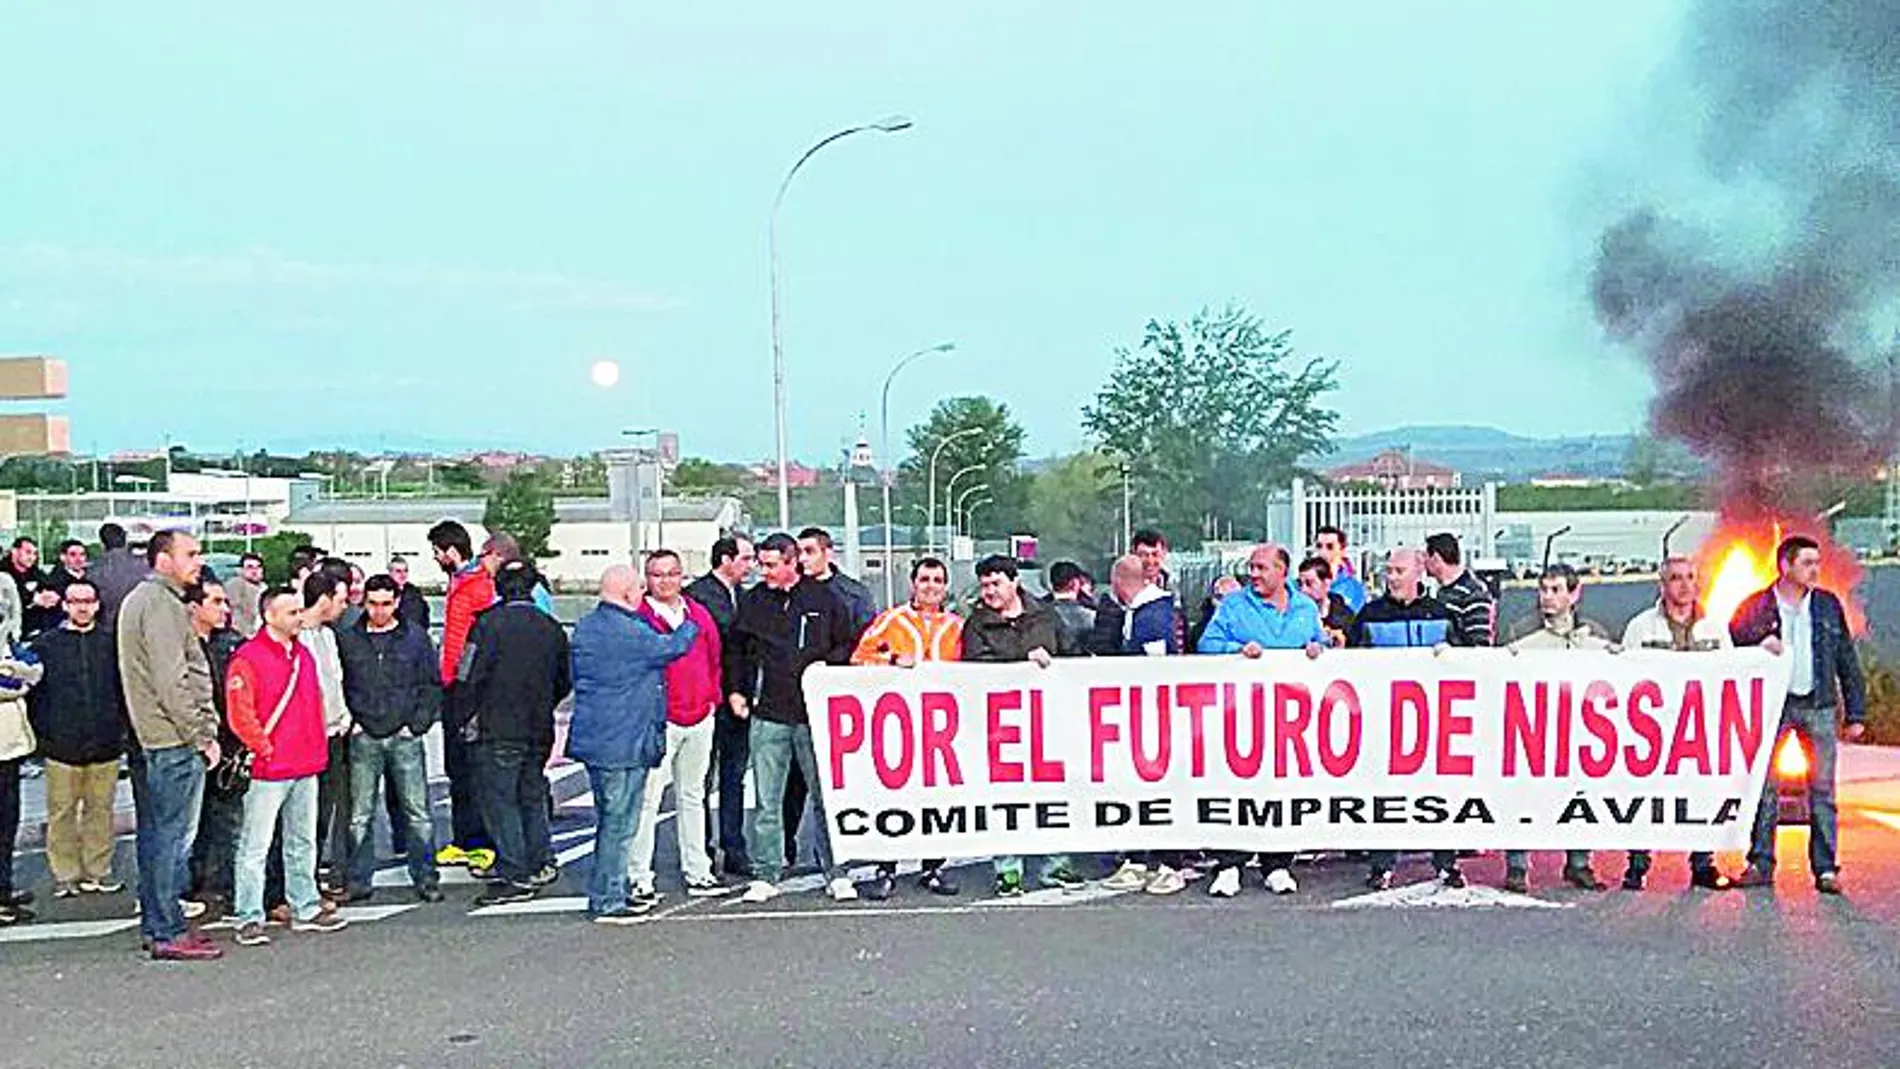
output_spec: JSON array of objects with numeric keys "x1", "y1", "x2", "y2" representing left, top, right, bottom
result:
[{"x1": 803, "y1": 648, "x2": 1792, "y2": 860}]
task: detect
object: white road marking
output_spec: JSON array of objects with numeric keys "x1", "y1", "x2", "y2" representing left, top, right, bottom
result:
[
  {"x1": 466, "y1": 895, "x2": 589, "y2": 918},
  {"x1": 339, "y1": 903, "x2": 422, "y2": 923},
  {"x1": 0, "y1": 918, "x2": 140, "y2": 943},
  {"x1": 1861, "y1": 809, "x2": 1900, "y2": 834},
  {"x1": 1331, "y1": 882, "x2": 1572, "y2": 910}
]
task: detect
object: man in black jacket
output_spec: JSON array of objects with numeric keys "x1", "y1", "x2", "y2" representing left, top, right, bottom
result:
[
  {"x1": 460, "y1": 561, "x2": 571, "y2": 907},
  {"x1": 725, "y1": 533, "x2": 857, "y2": 905},
  {"x1": 686, "y1": 534, "x2": 755, "y2": 878},
  {"x1": 6, "y1": 537, "x2": 60, "y2": 639},
  {"x1": 786, "y1": 527, "x2": 874, "y2": 869},
  {"x1": 181, "y1": 579, "x2": 251, "y2": 914},
  {"x1": 386, "y1": 556, "x2": 432, "y2": 634},
  {"x1": 1729, "y1": 534, "x2": 1866, "y2": 895},
  {"x1": 339, "y1": 574, "x2": 443, "y2": 904},
  {"x1": 27, "y1": 580, "x2": 127, "y2": 896}
]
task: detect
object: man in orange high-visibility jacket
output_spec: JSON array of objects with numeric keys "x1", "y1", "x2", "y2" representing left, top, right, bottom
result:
[{"x1": 849, "y1": 556, "x2": 962, "y2": 900}]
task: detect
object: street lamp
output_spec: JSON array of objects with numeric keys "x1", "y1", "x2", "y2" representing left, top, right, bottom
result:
[
  {"x1": 926, "y1": 428, "x2": 986, "y2": 559},
  {"x1": 962, "y1": 495, "x2": 994, "y2": 538},
  {"x1": 769, "y1": 115, "x2": 915, "y2": 531},
  {"x1": 879, "y1": 341, "x2": 956, "y2": 605},
  {"x1": 622, "y1": 427, "x2": 662, "y2": 558},
  {"x1": 941, "y1": 465, "x2": 984, "y2": 556},
  {"x1": 951, "y1": 482, "x2": 989, "y2": 542}
]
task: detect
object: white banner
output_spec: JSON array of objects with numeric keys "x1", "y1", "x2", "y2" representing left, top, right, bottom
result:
[{"x1": 802, "y1": 649, "x2": 1792, "y2": 860}]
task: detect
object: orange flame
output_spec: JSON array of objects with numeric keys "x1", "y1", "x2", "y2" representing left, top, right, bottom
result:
[{"x1": 1695, "y1": 514, "x2": 1867, "y2": 637}]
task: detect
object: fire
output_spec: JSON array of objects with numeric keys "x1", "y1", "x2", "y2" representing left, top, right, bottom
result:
[
  {"x1": 1774, "y1": 734, "x2": 1809, "y2": 781},
  {"x1": 1695, "y1": 514, "x2": 1867, "y2": 637}
]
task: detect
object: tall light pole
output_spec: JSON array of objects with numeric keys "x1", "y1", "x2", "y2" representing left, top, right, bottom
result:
[
  {"x1": 926, "y1": 428, "x2": 985, "y2": 560},
  {"x1": 952, "y1": 482, "x2": 989, "y2": 541},
  {"x1": 623, "y1": 427, "x2": 661, "y2": 559},
  {"x1": 770, "y1": 115, "x2": 915, "y2": 531},
  {"x1": 962, "y1": 495, "x2": 994, "y2": 539},
  {"x1": 879, "y1": 341, "x2": 956, "y2": 605},
  {"x1": 942, "y1": 468, "x2": 983, "y2": 556}
]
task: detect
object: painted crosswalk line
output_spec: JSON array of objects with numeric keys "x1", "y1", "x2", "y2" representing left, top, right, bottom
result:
[
  {"x1": 1331, "y1": 882, "x2": 1573, "y2": 910},
  {"x1": 0, "y1": 918, "x2": 140, "y2": 944}
]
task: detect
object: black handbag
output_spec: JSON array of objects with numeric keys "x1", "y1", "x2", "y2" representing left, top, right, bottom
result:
[{"x1": 213, "y1": 654, "x2": 302, "y2": 794}]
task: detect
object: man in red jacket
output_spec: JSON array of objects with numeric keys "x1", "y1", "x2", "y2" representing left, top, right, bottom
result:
[
  {"x1": 227, "y1": 587, "x2": 350, "y2": 947},
  {"x1": 628, "y1": 550, "x2": 731, "y2": 904},
  {"x1": 428, "y1": 520, "x2": 496, "y2": 872}
]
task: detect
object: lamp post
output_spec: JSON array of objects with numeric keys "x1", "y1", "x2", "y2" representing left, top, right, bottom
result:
[
  {"x1": 770, "y1": 115, "x2": 915, "y2": 531},
  {"x1": 962, "y1": 495, "x2": 994, "y2": 539},
  {"x1": 925, "y1": 428, "x2": 985, "y2": 560},
  {"x1": 952, "y1": 482, "x2": 989, "y2": 542},
  {"x1": 622, "y1": 427, "x2": 661, "y2": 560},
  {"x1": 879, "y1": 341, "x2": 956, "y2": 605},
  {"x1": 941, "y1": 466, "x2": 984, "y2": 557}
]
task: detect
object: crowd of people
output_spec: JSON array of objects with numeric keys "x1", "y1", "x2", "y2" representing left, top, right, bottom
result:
[{"x1": 0, "y1": 515, "x2": 1863, "y2": 960}]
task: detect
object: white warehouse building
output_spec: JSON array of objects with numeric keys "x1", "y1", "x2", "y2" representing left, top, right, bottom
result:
[{"x1": 284, "y1": 496, "x2": 747, "y2": 589}]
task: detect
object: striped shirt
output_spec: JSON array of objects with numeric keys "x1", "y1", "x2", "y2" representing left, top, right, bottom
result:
[
  {"x1": 851, "y1": 604, "x2": 964, "y2": 666},
  {"x1": 1436, "y1": 570, "x2": 1496, "y2": 648}
]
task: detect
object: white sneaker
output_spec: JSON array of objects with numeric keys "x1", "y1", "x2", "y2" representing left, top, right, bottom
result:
[
  {"x1": 1266, "y1": 868, "x2": 1299, "y2": 895},
  {"x1": 1209, "y1": 867, "x2": 1242, "y2": 898},
  {"x1": 1144, "y1": 866, "x2": 1188, "y2": 896},
  {"x1": 1103, "y1": 860, "x2": 1150, "y2": 891},
  {"x1": 827, "y1": 877, "x2": 859, "y2": 902},
  {"x1": 740, "y1": 880, "x2": 779, "y2": 904},
  {"x1": 180, "y1": 899, "x2": 208, "y2": 920}
]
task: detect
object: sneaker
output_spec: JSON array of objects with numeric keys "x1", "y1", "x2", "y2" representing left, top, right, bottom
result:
[
  {"x1": 740, "y1": 880, "x2": 779, "y2": 905},
  {"x1": 1438, "y1": 866, "x2": 1467, "y2": 890},
  {"x1": 1503, "y1": 870, "x2": 1530, "y2": 894},
  {"x1": 468, "y1": 865, "x2": 496, "y2": 882},
  {"x1": 464, "y1": 848, "x2": 497, "y2": 872},
  {"x1": 1208, "y1": 867, "x2": 1242, "y2": 898},
  {"x1": 435, "y1": 844, "x2": 470, "y2": 867},
  {"x1": 1042, "y1": 865, "x2": 1087, "y2": 892},
  {"x1": 1621, "y1": 868, "x2": 1647, "y2": 892},
  {"x1": 0, "y1": 905, "x2": 35, "y2": 926},
  {"x1": 685, "y1": 877, "x2": 734, "y2": 898},
  {"x1": 1265, "y1": 868, "x2": 1298, "y2": 896},
  {"x1": 592, "y1": 907, "x2": 645, "y2": 926},
  {"x1": 529, "y1": 865, "x2": 560, "y2": 888},
  {"x1": 291, "y1": 907, "x2": 350, "y2": 934},
  {"x1": 79, "y1": 878, "x2": 124, "y2": 895},
  {"x1": 827, "y1": 877, "x2": 859, "y2": 902},
  {"x1": 919, "y1": 870, "x2": 960, "y2": 897},
  {"x1": 1144, "y1": 867, "x2": 1188, "y2": 896},
  {"x1": 1562, "y1": 866, "x2": 1607, "y2": 892},
  {"x1": 151, "y1": 937, "x2": 222, "y2": 961},
  {"x1": 1816, "y1": 872, "x2": 1844, "y2": 895},
  {"x1": 629, "y1": 888, "x2": 661, "y2": 913},
  {"x1": 1690, "y1": 867, "x2": 1734, "y2": 891},
  {"x1": 53, "y1": 882, "x2": 80, "y2": 899},
  {"x1": 472, "y1": 884, "x2": 538, "y2": 909},
  {"x1": 267, "y1": 904, "x2": 294, "y2": 926},
  {"x1": 993, "y1": 871, "x2": 1025, "y2": 898},
  {"x1": 235, "y1": 923, "x2": 271, "y2": 947},
  {"x1": 1365, "y1": 869, "x2": 1393, "y2": 891},
  {"x1": 1103, "y1": 860, "x2": 1150, "y2": 891},
  {"x1": 1734, "y1": 866, "x2": 1774, "y2": 889},
  {"x1": 3, "y1": 890, "x2": 33, "y2": 908},
  {"x1": 861, "y1": 875, "x2": 896, "y2": 902},
  {"x1": 415, "y1": 885, "x2": 446, "y2": 904}
]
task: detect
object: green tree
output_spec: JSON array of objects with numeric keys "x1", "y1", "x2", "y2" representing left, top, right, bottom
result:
[
  {"x1": 438, "y1": 461, "x2": 486, "y2": 492},
  {"x1": 898, "y1": 396, "x2": 1028, "y2": 540},
  {"x1": 1026, "y1": 452, "x2": 1122, "y2": 570},
  {"x1": 671, "y1": 457, "x2": 750, "y2": 494},
  {"x1": 1082, "y1": 305, "x2": 1339, "y2": 548},
  {"x1": 483, "y1": 472, "x2": 557, "y2": 558},
  {"x1": 201, "y1": 530, "x2": 314, "y2": 583}
]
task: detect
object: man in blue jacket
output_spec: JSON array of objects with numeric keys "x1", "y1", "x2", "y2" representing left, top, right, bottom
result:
[
  {"x1": 568, "y1": 564, "x2": 699, "y2": 923},
  {"x1": 1729, "y1": 535, "x2": 1865, "y2": 896},
  {"x1": 1195, "y1": 543, "x2": 1326, "y2": 899}
]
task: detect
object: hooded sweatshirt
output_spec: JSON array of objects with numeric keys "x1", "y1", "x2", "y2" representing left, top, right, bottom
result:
[{"x1": 1116, "y1": 584, "x2": 1178, "y2": 656}]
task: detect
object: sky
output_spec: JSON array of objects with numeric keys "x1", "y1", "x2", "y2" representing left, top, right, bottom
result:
[{"x1": 0, "y1": 2, "x2": 1691, "y2": 464}]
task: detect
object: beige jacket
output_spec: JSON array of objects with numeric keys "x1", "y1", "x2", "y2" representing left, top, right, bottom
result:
[
  {"x1": 1507, "y1": 613, "x2": 1618, "y2": 652},
  {"x1": 116, "y1": 575, "x2": 217, "y2": 751}
]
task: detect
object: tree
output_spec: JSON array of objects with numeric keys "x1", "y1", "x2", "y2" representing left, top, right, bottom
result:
[
  {"x1": 1082, "y1": 305, "x2": 1339, "y2": 548},
  {"x1": 898, "y1": 396, "x2": 1028, "y2": 540},
  {"x1": 483, "y1": 472, "x2": 557, "y2": 559},
  {"x1": 1026, "y1": 452, "x2": 1123, "y2": 571},
  {"x1": 438, "y1": 461, "x2": 486, "y2": 492},
  {"x1": 671, "y1": 457, "x2": 750, "y2": 494}
]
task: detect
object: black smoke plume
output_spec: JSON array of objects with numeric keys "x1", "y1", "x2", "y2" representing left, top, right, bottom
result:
[{"x1": 1590, "y1": 0, "x2": 1900, "y2": 511}]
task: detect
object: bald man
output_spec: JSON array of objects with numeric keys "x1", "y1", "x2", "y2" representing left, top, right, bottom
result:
[
  {"x1": 567, "y1": 564, "x2": 700, "y2": 922},
  {"x1": 1093, "y1": 555, "x2": 1179, "y2": 657}
]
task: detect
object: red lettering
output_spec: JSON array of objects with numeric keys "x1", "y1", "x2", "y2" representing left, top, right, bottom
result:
[
  {"x1": 1027, "y1": 689, "x2": 1065, "y2": 783},
  {"x1": 1554, "y1": 681, "x2": 1575, "y2": 777},
  {"x1": 919, "y1": 691, "x2": 962, "y2": 786},
  {"x1": 1315, "y1": 680, "x2": 1362, "y2": 777},
  {"x1": 1577, "y1": 681, "x2": 1619, "y2": 779},
  {"x1": 1389, "y1": 681, "x2": 1430, "y2": 775},
  {"x1": 1503, "y1": 682, "x2": 1547, "y2": 777},
  {"x1": 1665, "y1": 682, "x2": 1712, "y2": 775},
  {"x1": 1624, "y1": 681, "x2": 1665, "y2": 776},
  {"x1": 828, "y1": 695, "x2": 866, "y2": 790},
  {"x1": 1224, "y1": 683, "x2": 1266, "y2": 778},
  {"x1": 1130, "y1": 685, "x2": 1172, "y2": 783},
  {"x1": 987, "y1": 690, "x2": 1025, "y2": 784},
  {"x1": 1435, "y1": 679, "x2": 1476, "y2": 776},
  {"x1": 1088, "y1": 687, "x2": 1123, "y2": 784},
  {"x1": 870, "y1": 693, "x2": 916, "y2": 790},
  {"x1": 1176, "y1": 682, "x2": 1216, "y2": 777},
  {"x1": 1718, "y1": 678, "x2": 1765, "y2": 775},
  {"x1": 1274, "y1": 682, "x2": 1314, "y2": 778}
]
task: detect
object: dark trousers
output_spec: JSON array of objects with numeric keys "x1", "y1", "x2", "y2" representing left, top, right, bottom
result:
[
  {"x1": 1624, "y1": 850, "x2": 1715, "y2": 876},
  {"x1": 0, "y1": 759, "x2": 18, "y2": 896},
  {"x1": 783, "y1": 758, "x2": 808, "y2": 867},
  {"x1": 1367, "y1": 849, "x2": 1460, "y2": 874},
  {"x1": 443, "y1": 704, "x2": 491, "y2": 851},
  {"x1": 473, "y1": 740, "x2": 551, "y2": 887},
  {"x1": 314, "y1": 734, "x2": 351, "y2": 871},
  {"x1": 385, "y1": 765, "x2": 408, "y2": 856},
  {"x1": 712, "y1": 710, "x2": 751, "y2": 870},
  {"x1": 189, "y1": 785, "x2": 246, "y2": 900}
]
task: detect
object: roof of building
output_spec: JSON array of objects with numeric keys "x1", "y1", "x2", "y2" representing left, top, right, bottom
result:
[
  {"x1": 288, "y1": 495, "x2": 741, "y2": 525},
  {"x1": 1326, "y1": 448, "x2": 1460, "y2": 479}
]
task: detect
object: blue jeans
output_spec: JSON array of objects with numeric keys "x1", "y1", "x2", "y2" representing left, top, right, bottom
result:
[
  {"x1": 235, "y1": 775, "x2": 321, "y2": 926},
  {"x1": 746, "y1": 720, "x2": 837, "y2": 884},
  {"x1": 347, "y1": 732, "x2": 438, "y2": 893},
  {"x1": 134, "y1": 746, "x2": 206, "y2": 944},
  {"x1": 1505, "y1": 849, "x2": 1592, "y2": 875},
  {"x1": 1749, "y1": 698, "x2": 1840, "y2": 876},
  {"x1": 585, "y1": 765, "x2": 649, "y2": 915},
  {"x1": 473, "y1": 740, "x2": 552, "y2": 886}
]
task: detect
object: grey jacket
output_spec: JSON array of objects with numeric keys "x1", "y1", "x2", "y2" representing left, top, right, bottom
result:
[{"x1": 116, "y1": 575, "x2": 216, "y2": 751}]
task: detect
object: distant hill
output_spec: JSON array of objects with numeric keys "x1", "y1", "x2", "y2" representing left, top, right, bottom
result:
[{"x1": 1309, "y1": 425, "x2": 1681, "y2": 483}]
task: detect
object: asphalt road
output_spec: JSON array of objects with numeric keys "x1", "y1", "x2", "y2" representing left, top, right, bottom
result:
[{"x1": 4, "y1": 802, "x2": 1900, "y2": 1069}]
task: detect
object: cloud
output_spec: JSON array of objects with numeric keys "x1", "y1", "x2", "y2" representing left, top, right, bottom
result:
[{"x1": 0, "y1": 243, "x2": 683, "y2": 314}]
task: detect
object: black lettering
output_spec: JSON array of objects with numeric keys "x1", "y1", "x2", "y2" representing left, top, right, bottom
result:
[
  {"x1": 921, "y1": 806, "x2": 968, "y2": 836},
  {"x1": 1606, "y1": 797, "x2": 1643, "y2": 825},
  {"x1": 1239, "y1": 798, "x2": 1283, "y2": 826},
  {"x1": 1415, "y1": 796, "x2": 1449, "y2": 824},
  {"x1": 995, "y1": 802, "x2": 1031, "y2": 831},
  {"x1": 1198, "y1": 797, "x2": 1233, "y2": 825},
  {"x1": 1557, "y1": 795, "x2": 1599, "y2": 825},
  {"x1": 1712, "y1": 798, "x2": 1742, "y2": 825},
  {"x1": 875, "y1": 809, "x2": 917, "y2": 837},
  {"x1": 1372, "y1": 796, "x2": 1404, "y2": 824},
  {"x1": 1291, "y1": 798, "x2": 1323, "y2": 824},
  {"x1": 1137, "y1": 798, "x2": 1172, "y2": 827},
  {"x1": 838, "y1": 808, "x2": 870, "y2": 836},
  {"x1": 1330, "y1": 797, "x2": 1367, "y2": 824},
  {"x1": 1455, "y1": 798, "x2": 1495, "y2": 824},
  {"x1": 1097, "y1": 801, "x2": 1133, "y2": 828},
  {"x1": 1035, "y1": 802, "x2": 1070, "y2": 830},
  {"x1": 1673, "y1": 798, "x2": 1708, "y2": 826}
]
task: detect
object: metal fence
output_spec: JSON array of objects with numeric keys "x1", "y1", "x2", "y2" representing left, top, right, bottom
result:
[{"x1": 1265, "y1": 478, "x2": 1499, "y2": 573}]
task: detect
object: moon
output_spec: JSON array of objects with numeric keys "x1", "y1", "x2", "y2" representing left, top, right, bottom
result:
[{"x1": 590, "y1": 359, "x2": 621, "y2": 388}]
